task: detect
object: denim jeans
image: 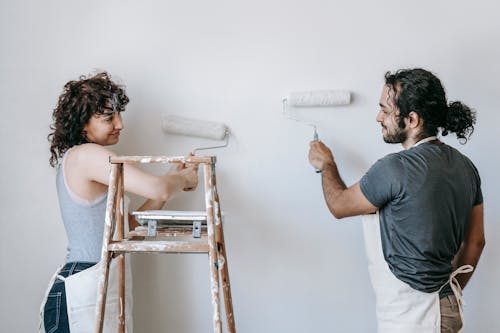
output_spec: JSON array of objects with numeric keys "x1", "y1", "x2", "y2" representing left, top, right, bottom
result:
[{"x1": 43, "y1": 262, "x2": 96, "y2": 333}]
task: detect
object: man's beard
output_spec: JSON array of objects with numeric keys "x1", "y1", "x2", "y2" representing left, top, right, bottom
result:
[{"x1": 383, "y1": 125, "x2": 407, "y2": 144}]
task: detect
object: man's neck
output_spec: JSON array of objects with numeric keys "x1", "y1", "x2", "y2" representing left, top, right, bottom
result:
[
  {"x1": 402, "y1": 138, "x2": 418, "y2": 149},
  {"x1": 402, "y1": 131, "x2": 433, "y2": 149}
]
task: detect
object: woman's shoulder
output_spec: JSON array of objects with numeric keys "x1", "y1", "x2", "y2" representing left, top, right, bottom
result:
[
  {"x1": 70, "y1": 143, "x2": 116, "y2": 156},
  {"x1": 65, "y1": 143, "x2": 119, "y2": 184},
  {"x1": 66, "y1": 144, "x2": 117, "y2": 167}
]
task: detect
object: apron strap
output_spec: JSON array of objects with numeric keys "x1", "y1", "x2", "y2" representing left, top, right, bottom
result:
[
  {"x1": 38, "y1": 265, "x2": 64, "y2": 333},
  {"x1": 439, "y1": 264, "x2": 474, "y2": 331},
  {"x1": 412, "y1": 135, "x2": 438, "y2": 148}
]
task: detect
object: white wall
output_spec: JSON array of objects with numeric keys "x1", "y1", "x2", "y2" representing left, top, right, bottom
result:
[{"x1": 1, "y1": 0, "x2": 499, "y2": 332}]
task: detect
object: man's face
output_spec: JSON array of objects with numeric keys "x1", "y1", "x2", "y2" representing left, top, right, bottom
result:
[{"x1": 376, "y1": 85, "x2": 407, "y2": 144}]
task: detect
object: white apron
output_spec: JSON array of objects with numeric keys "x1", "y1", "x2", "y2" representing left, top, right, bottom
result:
[
  {"x1": 362, "y1": 212, "x2": 472, "y2": 333},
  {"x1": 39, "y1": 197, "x2": 133, "y2": 333},
  {"x1": 39, "y1": 259, "x2": 134, "y2": 333}
]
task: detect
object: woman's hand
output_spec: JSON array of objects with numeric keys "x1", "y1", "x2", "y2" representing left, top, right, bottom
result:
[
  {"x1": 179, "y1": 164, "x2": 198, "y2": 191},
  {"x1": 176, "y1": 154, "x2": 199, "y2": 191}
]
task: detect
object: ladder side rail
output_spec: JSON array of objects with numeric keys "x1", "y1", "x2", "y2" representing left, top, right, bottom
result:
[
  {"x1": 211, "y1": 162, "x2": 236, "y2": 333},
  {"x1": 116, "y1": 164, "x2": 126, "y2": 333},
  {"x1": 95, "y1": 163, "x2": 120, "y2": 333},
  {"x1": 204, "y1": 160, "x2": 223, "y2": 333}
]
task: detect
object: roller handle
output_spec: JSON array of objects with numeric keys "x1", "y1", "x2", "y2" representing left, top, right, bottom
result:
[{"x1": 313, "y1": 129, "x2": 321, "y2": 173}]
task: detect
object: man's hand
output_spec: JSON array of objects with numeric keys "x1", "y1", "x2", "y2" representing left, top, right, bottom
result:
[
  {"x1": 308, "y1": 140, "x2": 335, "y2": 171},
  {"x1": 308, "y1": 140, "x2": 377, "y2": 219}
]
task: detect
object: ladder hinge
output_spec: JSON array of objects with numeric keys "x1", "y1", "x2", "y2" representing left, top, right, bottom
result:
[
  {"x1": 147, "y1": 220, "x2": 157, "y2": 237},
  {"x1": 193, "y1": 220, "x2": 202, "y2": 238}
]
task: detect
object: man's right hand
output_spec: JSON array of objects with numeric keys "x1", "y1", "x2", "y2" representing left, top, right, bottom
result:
[{"x1": 308, "y1": 140, "x2": 335, "y2": 172}]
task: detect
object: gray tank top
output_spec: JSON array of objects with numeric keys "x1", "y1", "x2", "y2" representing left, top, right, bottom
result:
[{"x1": 56, "y1": 149, "x2": 107, "y2": 263}]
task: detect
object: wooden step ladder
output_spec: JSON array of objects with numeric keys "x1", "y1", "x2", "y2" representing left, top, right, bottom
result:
[{"x1": 94, "y1": 155, "x2": 236, "y2": 333}]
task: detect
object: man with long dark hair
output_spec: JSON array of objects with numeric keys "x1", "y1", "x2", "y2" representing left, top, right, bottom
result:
[{"x1": 309, "y1": 68, "x2": 484, "y2": 332}]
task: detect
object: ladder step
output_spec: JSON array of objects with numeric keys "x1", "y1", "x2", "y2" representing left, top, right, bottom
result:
[
  {"x1": 108, "y1": 240, "x2": 209, "y2": 253},
  {"x1": 128, "y1": 226, "x2": 208, "y2": 238}
]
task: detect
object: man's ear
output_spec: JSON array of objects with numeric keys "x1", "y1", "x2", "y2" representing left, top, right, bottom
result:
[{"x1": 408, "y1": 111, "x2": 421, "y2": 129}]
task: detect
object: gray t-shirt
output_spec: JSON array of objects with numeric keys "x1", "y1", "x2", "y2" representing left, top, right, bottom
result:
[{"x1": 360, "y1": 142, "x2": 482, "y2": 295}]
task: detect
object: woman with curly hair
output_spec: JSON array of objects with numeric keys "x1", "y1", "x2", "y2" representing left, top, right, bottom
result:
[{"x1": 40, "y1": 72, "x2": 198, "y2": 333}]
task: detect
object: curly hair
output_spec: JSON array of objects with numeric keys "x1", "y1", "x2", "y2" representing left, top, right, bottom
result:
[
  {"x1": 48, "y1": 72, "x2": 129, "y2": 167},
  {"x1": 384, "y1": 68, "x2": 476, "y2": 144}
]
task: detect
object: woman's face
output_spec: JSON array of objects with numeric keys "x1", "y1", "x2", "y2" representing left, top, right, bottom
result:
[{"x1": 83, "y1": 111, "x2": 124, "y2": 146}]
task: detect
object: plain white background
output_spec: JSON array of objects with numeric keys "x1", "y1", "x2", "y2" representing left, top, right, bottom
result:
[{"x1": 1, "y1": 0, "x2": 498, "y2": 332}]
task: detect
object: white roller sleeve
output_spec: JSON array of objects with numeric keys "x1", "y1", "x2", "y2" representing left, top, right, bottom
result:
[
  {"x1": 287, "y1": 90, "x2": 351, "y2": 106},
  {"x1": 162, "y1": 114, "x2": 228, "y2": 141}
]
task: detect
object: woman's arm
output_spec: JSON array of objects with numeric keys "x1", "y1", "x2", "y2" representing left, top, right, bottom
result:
[
  {"x1": 69, "y1": 143, "x2": 198, "y2": 201},
  {"x1": 126, "y1": 162, "x2": 198, "y2": 230}
]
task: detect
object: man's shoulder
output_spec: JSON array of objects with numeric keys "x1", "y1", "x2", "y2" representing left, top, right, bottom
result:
[
  {"x1": 376, "y1": 151, "x2": 405, "y2": 167},
  {"x1": 366, "y1": 152, "x2": 406, "y2": 179}
]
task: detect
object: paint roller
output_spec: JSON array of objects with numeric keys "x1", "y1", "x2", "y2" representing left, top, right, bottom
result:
[
  {"x1": 162, "y1": 114, "x2": 230, "y2": 154},
  {"x1": 282, "y1": 90, "x2": 351, "y2": 172}
]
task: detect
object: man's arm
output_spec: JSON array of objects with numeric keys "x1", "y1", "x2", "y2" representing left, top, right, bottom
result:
[
  {"x1": 309, "y1": 141, "x2": 377, "y2": 219},
  {"x1": 452, "y1": 203, "x2": 485, "y2": 288}
]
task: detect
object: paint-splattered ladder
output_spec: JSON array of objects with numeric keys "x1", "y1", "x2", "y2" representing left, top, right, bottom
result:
[{"x1": 94, "y1": 155, "x2": 236, "y2": 333}]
